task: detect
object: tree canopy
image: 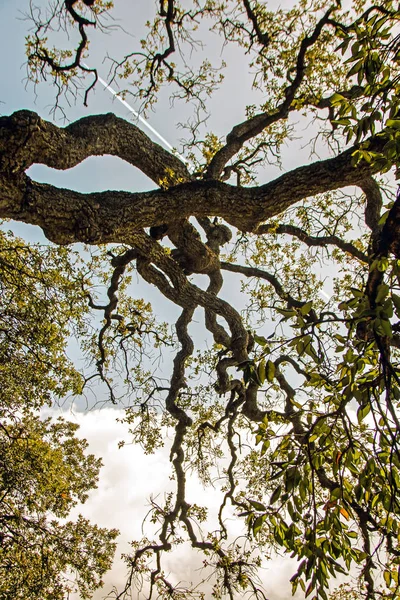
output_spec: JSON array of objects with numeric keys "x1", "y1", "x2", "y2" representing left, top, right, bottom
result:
[
  {"x1": 0, "y1": 228, "x2": 118, "y2": 599},
  {"x1": 2, "y1": 0, "x2": 400, "y2": 598}
]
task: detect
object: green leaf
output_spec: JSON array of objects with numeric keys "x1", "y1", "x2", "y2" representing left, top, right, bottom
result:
[
  {"x1": 377, "y1": 257, "x2": 389, "y2": 272},
  {"x1": 253, "y1": 514, "x2": 266, "y2": 535},
  {"x1": 384, "y1": 570, "x2": 392, "y2": 587},
  {"x1": 357, "y1": 403, "x2": 371, "y2": 423},
  {"x1": 392, "y1": 293, "x2": 400, "y2": 316},
  {"x1": 348, "y1": 59, "x2": 364, "y2": 77},
  {"x1": 371, "y1": 493, "x2": 380, "y2": 509},
  {"x1": 249, "y1": 499, "x2": 267, "y2": 512},
  {"x1": 266, "y1": 360, "x2": 275, "y2": 382},
  {"x1": 331, "y1": 487, "x2": 342, "y2": 500},
  {"x1": 254, "y1": 334, "x2": 268, "y2": 346},
  {"x1": 330, "y1": 92, "x2": 346, "y2": 105},
  {"x1": 257, "y1": 360, "x2": 266, "y2": 385},
  {"x1": 376, "y1": 283, "x2": 390, "y2": 304},
  {"x1": 378, "y1": 210, "x2": 390, "y2": 226},
  {"x1": 386, "y1": 119, "x2": 400, "y2": 129},
  {"x1": 270, "y1": 485, "x2": 282, "y2": 505},
  {"x1": 346, "y1": 530, "x2": 358, "y2": 539},
  {"x1": 374, "y1": 317, "x2": 392, "y2": 338},
  {"x1": 305, "y1": 581, "x2": 315, "y2": 598},
  {"x1": 285, "y1": 467, "x2": 301, "y2": 492},
  {"x1": 300, "y1": 301, "x2": 313, "y2": 316}
]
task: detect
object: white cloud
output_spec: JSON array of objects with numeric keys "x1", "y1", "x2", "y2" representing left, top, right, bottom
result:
[{"x1": 52, "y1": 407, "x2": 304, "y2": 599}]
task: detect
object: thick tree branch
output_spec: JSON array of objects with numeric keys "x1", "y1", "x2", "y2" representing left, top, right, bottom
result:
[
  {"x1": 0, "y1": 110, "x2": 190, "y2": 185},
  {"x1": 359, "y1": 176, "x2": 383, "y2": 239},
  {"x1": 0, "y1": 111, "x2": 385, "y2": 245}
]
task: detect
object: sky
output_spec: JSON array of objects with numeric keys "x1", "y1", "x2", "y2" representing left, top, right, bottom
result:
[
  {"x1": 63, "y1": 408, "x2": 310, "y2": 600},
  {"x1": 0, "y1": 1, "x2": 354, "y2": 598}
]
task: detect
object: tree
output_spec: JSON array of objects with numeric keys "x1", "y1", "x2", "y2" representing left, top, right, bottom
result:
[
  {"x1": 0, "y1": 227, "x2": 118, "y2": 599},
  {"x1": 1, "y1": 0, "x2": 400, "y2": 598}
]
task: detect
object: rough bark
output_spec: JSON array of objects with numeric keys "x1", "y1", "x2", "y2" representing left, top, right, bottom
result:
[{"x1": 0, "y1": 110, "x2": 383, "y2": 245}]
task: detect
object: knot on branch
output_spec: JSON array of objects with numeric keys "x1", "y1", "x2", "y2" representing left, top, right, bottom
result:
[
  {"x1": 0, "y1": 111, "x2": 43, "y2": 174},
  {"x1": 168, "y1": 219, "x2": 220, "y2": 275},
  {"x1": 207, "y1": 222, "x2": 232, "y2": 250}
]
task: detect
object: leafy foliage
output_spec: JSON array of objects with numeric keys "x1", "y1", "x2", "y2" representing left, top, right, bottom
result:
[{"x1": 0, "y1": 228, "x2": 118, "y2": 599}]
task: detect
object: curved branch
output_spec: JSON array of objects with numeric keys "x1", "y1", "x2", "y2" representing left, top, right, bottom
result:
[
  {"x1": 0, "y1": 110, "x2": 385, "y2": 245},
  {"x1": 205, "y1": 5, "x2": 338, "y2": 179},
  {"x1": 132, "y1": 232, "x2": 249, "y2": 362},
  {"x1": 165, "y1": 307, "x2": 194, "y2": 428},
  {"x1": 220, "y1": 261, "x2": 307, "y2": 308},
  {"x1": 0, "y1": 110, "x2": 190, "y2": 185},
  {"x1": 86, "y1": 248, "x2": 138, "y2": 398},
  {"x1": 242, "y1": 0, "x2": 270, "y2": 47},
  {"x1": 254, "y1": 223, "x2": 368, "y2": 262}
]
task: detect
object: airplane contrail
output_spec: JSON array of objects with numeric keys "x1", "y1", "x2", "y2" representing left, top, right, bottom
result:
[
  {"x1": 83, "y1": 64, "x2": 191, "y2": 168},
  {"x1": 319, "y1": 289, "x2": 331, "y2": 301}
]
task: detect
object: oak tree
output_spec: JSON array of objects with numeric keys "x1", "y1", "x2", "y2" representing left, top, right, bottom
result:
[
  {"x1": 2, "y1": 0, "x2": 400, "y2": 598},
  {"x1": 0, "y1": 228, "x2": 118, "y2": 599}
]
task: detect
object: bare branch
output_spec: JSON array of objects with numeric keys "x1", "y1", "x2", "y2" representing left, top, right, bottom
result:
[{"x1": 253, "y1": 223, "x2": 368, "y2": 262}]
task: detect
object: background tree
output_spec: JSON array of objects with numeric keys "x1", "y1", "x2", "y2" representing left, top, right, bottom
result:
[
  {"x1": 1, "y1": 0, "x2": 400, "y2": 598},
  {"x1": 0, "y1": 227, "x2": 118, "y2": 599}
]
